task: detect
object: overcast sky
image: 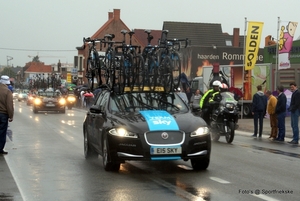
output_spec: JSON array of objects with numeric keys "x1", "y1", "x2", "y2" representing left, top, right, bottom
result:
[{"x1": 1, "y1": 0, "x2": 300, "y2": 67}]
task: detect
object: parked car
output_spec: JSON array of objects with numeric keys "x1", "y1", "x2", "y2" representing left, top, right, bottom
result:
[
  {"x1": 83, "y1": 89, "x2": 211, "y2": 171},
  {"x1": 12, "y1": 92, "x2": 19, "y2": 99},
  {"x1": 32, "y1": 91, "x2": 66, "y2": 113},
  {"x1": 17, "y1": 93, "x2": 28, "y2": 102}
]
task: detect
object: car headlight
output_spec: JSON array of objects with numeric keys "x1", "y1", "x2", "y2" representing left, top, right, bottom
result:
[
  {"x1": 59, "y1": 98, "x2": 66, "y2": 105},
  {"x1": 34, "y1": 98, "x2": 42, "y2": 105},
  {"x1": 18, "y1": 94, "x2": 22, "y2": 98},
  {"x1": 67, "y1": 96, "x2": 76, "y2": 102},
  {"x1": 190, "y1": 126, "x2": 209, "y2": 137},
  {"x1": 109, "y1": 128, "x2": 138, "y2": 138}
]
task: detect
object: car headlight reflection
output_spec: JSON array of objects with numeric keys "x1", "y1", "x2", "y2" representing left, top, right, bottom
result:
[
  {"x1": 34, "y1": 98, "x2": 42, "y2": 105},
  {"x1": 109, "y1": 128, "x2": 138, "y2": 138},
  {"x1": 59, "y1": 98, "x2": 66, "y2": 105},
  {"x1": 190, "y1": 127, "x2": 209, "y2": 137}
]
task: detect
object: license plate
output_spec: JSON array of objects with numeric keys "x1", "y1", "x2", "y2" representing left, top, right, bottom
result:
[
  {"x1": 150, "y1": 146, "x2": 182, "y2": 155},
  {"x1": 46, "y1": 104, "x2": 55, "y2": 107}
]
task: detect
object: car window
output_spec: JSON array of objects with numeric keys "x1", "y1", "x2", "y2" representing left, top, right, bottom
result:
[
  {"x1": 109, "y1": 92, "x2": 189, "y2": 113},
  {"x1": 94, "y1": 91, "x2": 109, "y2": 109}
]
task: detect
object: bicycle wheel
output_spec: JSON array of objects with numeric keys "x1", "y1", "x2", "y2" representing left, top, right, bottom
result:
[
  {"x1": 106, "y1": 50, "x2": 116, "y2": 89},
  {"x1": 121, "y1": 54, "x2": 134, "y2": 92},
  {"x1": 132, "y1": 54, "x2": 145, "y2": 92},
  {"x1": 114, "y1": 56, "x2": 124, "y2": 94},
  {"x1": 171, "y1": 52, "x2": 181, "y2": 90},
  {"x1": 159, "y1": 56, "x2": 173, "y2": 93},
  {"x1": 86, "y1": 58, "x2": 94, "y2": 90},
  {"x1": 148, "y1": 55, "x2": 159, "y2": 92}
]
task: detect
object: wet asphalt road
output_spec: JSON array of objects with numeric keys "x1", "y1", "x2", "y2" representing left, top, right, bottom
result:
[{"x1": 1, "y1": 101, "x2": 300, "y2": 201}]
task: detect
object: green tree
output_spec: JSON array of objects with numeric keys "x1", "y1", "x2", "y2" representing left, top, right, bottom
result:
[
  {"x1": 32, "y1": 56, "x2": 40, "y2": 62},
  {"x1": 1, "y1": 67, "x2": 16, "y2": 78}
]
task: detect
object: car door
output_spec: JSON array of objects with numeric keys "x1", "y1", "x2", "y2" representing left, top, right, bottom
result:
[
  {"x1": 91, "y1": 91, "x2": 109, "y2": 153},
  {"x1": 86, "y1": 91, "x2": 104, "y2": 147}
]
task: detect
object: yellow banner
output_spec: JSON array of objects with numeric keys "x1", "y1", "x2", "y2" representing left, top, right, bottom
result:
[
  {"x1": 245, "y1": 21, "x2": 264, "y2": 70},
  {"x1": 67, "y1": 73, "x2": 72, "y2": 83}
]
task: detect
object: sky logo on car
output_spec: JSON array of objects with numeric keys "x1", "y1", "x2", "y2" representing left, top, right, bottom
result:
[{"x1": 140, "y1": 110, "x2": 179, "y2": 131}]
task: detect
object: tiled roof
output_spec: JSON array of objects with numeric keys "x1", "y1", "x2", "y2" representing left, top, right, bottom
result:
[
  {"x1": 162, "y1": 21, "x2": 226, "y2": 47},
  {"x1": 134, "y1": 29, "x2": 162, "y2": 47},
  {"x1": 24, "y1": 62, "x2": 52, "y2": 73}
]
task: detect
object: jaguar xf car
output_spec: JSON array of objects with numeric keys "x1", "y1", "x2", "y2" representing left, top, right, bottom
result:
[{"x1": 83, "y1": 89, "x2": 211, "y2": 171}]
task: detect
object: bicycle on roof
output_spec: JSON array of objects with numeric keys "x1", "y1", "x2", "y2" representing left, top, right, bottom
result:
[
  {"x1": 83, "y1": 37, "x2": 105, "y2": 91},
  {"x1": 158, "y1": 30, "x2": 189, "y2": 92},
  {"x1": 142, "y1": 29, "x2": 161, "y2": 92},
  {"x1": 99, "y1": 33, "x2": 124, "y2": 93},
  {"x1": 115, "y1": 30, "x2": 145, "y2": 93}
]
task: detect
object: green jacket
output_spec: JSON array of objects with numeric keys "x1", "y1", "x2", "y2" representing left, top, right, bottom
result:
[{"x1": 199, "y1": 89, "x2": 214, "y2": 109}]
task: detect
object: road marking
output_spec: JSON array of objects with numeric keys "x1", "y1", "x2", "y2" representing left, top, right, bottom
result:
[
  {"x1": 252, "y1": 194, "x2": 281, "y2": 201},
  {"x1": 209, "y1": 177, "x2": 230, "y2": 184}
]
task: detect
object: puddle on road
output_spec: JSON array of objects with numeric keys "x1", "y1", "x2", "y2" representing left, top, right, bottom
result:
[
  {"x1": 240, "y1": 144, "x2": 300, "y2": 158},
  {"x1": 164, "y1": 178, "x2": 211, "y2": 200}
]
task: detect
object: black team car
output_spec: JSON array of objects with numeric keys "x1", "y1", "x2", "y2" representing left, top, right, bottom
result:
[
  {"x1": 83, "y1": 88, "x2": 211, "y2": 171},
  {"x1": 32, "y1": 91, "x2": 66, "y2": 113}
]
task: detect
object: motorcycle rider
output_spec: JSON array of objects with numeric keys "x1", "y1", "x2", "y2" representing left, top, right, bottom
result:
[{"x1": 200, "y1": 80, "x2": 222, "y2": 124}]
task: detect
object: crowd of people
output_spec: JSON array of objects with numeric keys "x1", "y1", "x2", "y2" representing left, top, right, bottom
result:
[{"x1": 255, "y1": 82, "x2": 300, "y2": 145}]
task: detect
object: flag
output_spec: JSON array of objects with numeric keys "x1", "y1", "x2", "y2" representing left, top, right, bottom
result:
[
  {"x1": 245, "y1": 21, "x2": 264, "y2": 70},
  {"x1": 278, "y1": 21, "x2": 298, "y2": 70}
]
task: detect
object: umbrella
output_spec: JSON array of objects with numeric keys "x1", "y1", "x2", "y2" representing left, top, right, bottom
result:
[{"x1": 79, "y1": 86, "x2": 89, "y2": 91}]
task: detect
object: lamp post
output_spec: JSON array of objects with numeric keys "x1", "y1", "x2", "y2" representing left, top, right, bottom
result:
[{"x1": 6, "y1": 56, "x2": 13, "y2": 77}]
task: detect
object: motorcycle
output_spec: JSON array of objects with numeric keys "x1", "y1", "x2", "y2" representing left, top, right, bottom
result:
[
  {"x1": 66, "y1": 94, "x2": 77, "y2": 110},
  {"x1": 209, "y1": 92, "x2": 239, "y2": 143}
]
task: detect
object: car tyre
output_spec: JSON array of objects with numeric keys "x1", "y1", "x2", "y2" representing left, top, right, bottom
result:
[
  {"x1": 84, "y1": 128, "x2": 98, "y2": 159},
  {"x1": 102, "y1": 135, "x2": 120, "y2": 171},
  {"x1": 33, "y1": 108, "x2": 38, "y2": 114},
  {"x1": 191, "y1": 156, "x2": 210, "y2": 171}
]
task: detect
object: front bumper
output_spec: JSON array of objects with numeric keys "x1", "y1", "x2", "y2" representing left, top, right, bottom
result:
[{"x1": 107, "y1": 131, "x2": 211, "y2": 162}]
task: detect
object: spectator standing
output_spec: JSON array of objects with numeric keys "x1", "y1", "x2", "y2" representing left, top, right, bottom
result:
[
  {"x1": 0, "y1": 75, "x2": 14, "y2": 154},
  {"x1": 84, "y1": 90, "x2": 94, "y2": 108},
  {"x1": 274, "y1": 85, "x2": 287, "y2": 142},
  {"x1": 265, "y1": 90, "x2": 278, "y2": 140},
  {"x1": 288, "y1": 82, "x2": 300, "y2": 144},
  {"x1": 251, "y1": 85, "x2": 267, "y2": 138},
  {"x1": 191, "y1": 89, "x2": 202, "y2": 106}
]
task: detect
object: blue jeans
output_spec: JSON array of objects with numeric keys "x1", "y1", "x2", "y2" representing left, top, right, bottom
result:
[
  {"x1": 0, "y1": 113, "x2": 9, "y2": 151},
  {"x1": 277, "y1": 112, "x2": 286, "y2": 140},
  {"x1": 290, "y1": 110, "x2": 299, "y2": 142},
  {"x1": 253, "y1": 111, "x2": 264, "y2": 136}
]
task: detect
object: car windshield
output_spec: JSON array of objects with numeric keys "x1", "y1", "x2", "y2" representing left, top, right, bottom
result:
[
  {"x1": 110, "y1": 92, "x2": 189, "y2": 114},
  {"x1": 38, "y1": 92, "x2": 61, "y2": 98}
]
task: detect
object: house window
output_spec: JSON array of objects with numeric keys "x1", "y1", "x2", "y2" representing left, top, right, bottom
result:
[{"x1": 226, "y1": 40, "x2": 232, "y2": 46}]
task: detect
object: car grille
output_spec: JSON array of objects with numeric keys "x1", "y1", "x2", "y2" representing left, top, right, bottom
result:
[{"x1": 144, "y1": 131, "x2": 185, "y2": 145}]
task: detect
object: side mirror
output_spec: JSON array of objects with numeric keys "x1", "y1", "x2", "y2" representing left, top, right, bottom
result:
[{"x1": 89, "y1": 105, "x2": 102, "y2": 114}]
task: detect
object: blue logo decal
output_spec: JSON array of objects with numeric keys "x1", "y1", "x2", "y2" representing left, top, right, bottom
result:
[{"x1": 140, "y1": 110, "x2": 179, "y2": 131}]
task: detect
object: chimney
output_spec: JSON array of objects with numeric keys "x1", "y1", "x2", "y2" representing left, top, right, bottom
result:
[
  {"x1": 113, "y1": 9, "x2": 120, "y2": 20},
  {"x1": 108, "y1": 12, "x2": 113, "y2": 20},
  {"x1": 232, "y1": 28, "x2": 240, "y2": 47}
]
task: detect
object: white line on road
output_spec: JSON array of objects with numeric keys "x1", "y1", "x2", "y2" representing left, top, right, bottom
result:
[
  {"x1": 209, "y1": 177, "x2": 230, "y2": 184},
  {"x1": 252, "y1": 194, "x2": 281, "y2": 201}
]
